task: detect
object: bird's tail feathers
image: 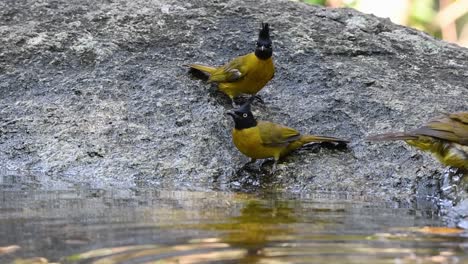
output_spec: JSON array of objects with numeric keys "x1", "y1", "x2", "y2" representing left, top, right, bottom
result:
[
  {"x1": 300, "y1": 135, "x2": 349, "y2": 144},
  {"x1": 367, "y1": 132, "x2": 417, "y2": 142},
  {"x1": 187, "y1": 64, "x2": 217, "y2": 74}
]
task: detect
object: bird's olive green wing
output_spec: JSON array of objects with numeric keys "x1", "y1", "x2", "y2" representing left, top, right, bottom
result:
[
  {"x1": 449, "y1": 112, "x2": 468, "y2": 145},
  {"x1": 257, "y1": 121, "x2": 301, "y2": 147},
  {"x1": 412, "y1": 112, "x2": 468, "y2": 145},
  {"x1": 208, "y1": 55, "x2": 248, "y2": 83}
]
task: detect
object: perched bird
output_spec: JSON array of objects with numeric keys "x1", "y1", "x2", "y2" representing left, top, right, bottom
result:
[
  {"x1": 188, "y1": 23, "x2": 275, "y2": 106},
  {"x1": 226, "y1": 101, "x2": 348, "y2": 172},
  {"x1": 368, "y1": 112, "x2": 468, "y2": 170}
]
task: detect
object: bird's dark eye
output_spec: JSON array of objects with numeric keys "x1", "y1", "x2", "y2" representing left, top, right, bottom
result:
[
  {"x1": 266, "y1": 44, "x2": 272, "y2": 48},
  {"x1": 242, "y1": 113, "x2": 248, "y2": 118}
]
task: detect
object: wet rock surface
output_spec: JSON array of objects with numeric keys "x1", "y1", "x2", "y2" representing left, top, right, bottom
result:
[{"x1": 0, "y1": 0, "x2": 467, "y2": 224}]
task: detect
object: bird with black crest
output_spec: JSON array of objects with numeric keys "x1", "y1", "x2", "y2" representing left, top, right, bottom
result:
[
  {"x1": 226, "y1": 99, "x2": 349, "y2": 172},
  {"x1": 187, "y1": 23, "x2": 275, "y2": 106}
]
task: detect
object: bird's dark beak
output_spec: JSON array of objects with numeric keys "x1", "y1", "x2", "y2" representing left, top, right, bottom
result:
[
  {"x1": 226, "y1": 110, "x2": 238, "y2": 118},
  {"x1": 260, "y1": 46, "x2": 265, "y2": 51}
]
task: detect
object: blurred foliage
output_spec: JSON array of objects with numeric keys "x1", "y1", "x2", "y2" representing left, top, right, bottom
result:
[
  {"x1": 410, "y1": 0, "x2": 439, "y2": 36},
  {"x1": 304, "y1": 0, "x2": 327, "y2": 4},
  {"x1": 298, "y1": 0, "x2": 468, "y2": 47}
]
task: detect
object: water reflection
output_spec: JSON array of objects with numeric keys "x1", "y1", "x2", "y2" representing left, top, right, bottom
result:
[
  {"x1": 199, "y1": 199, "x2": 299, "y2": 263},
  {"x1": 0, "y1": 189, "x2": 467, "y2": 263}
]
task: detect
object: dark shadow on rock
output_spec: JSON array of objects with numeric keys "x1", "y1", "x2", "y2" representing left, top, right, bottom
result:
[
  {"x1": 187, "y1": 67, "x2": 210, "y2": 81},
  {"x1": 228, "y1": 161, "x2": 281, "y2": 193},
  {"x1": 302, "y1": 141, "x2": 349, "y2": 152}
]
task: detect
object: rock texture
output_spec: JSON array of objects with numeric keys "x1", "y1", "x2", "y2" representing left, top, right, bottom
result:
[{"x1": 0, "y1": 0, "x2": 467, "y2": 222}]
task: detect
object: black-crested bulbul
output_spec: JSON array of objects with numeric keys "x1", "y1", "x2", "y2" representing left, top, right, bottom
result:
[{"x1": 188, "y1": 23, "x2": 274, "y2": 106}]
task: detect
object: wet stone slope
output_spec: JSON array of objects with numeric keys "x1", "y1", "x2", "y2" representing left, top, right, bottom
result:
[{"x1": 0, "y1": 0, "x2": 467, "y2": 223}]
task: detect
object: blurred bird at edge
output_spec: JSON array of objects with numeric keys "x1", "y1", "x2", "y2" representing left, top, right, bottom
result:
[{"x1": 298, "y1": 0, "x2": 468, "y2": 48}]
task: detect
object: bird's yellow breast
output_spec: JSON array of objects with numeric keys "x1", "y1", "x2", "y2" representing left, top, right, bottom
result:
[
  {"x1": 220, "y1": 53, "x2": 274, "y2": 98},
  {"x1": 406, "y1": 138, "x2": 468, "y2": 170},
  {"x1": 441, "y1": 143, "x2": 468, "y2": 169},
  {"x1": 232, "y1": 127, "x2": 281, "y2": 159}
]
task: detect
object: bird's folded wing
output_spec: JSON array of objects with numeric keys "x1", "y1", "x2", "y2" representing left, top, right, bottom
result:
[
  {"x1": 450, "y1": 112, "x2": 468, "y2": 145},
  {"x1": 450, "y1": 112, "x2": 468, "y2": 124},
  {"x1": 414, "y1": 112, "x2": 468, "y2": 145},
  {"x1": 209, "y1": 56, "x2": 246, "y2": 83},
  {"x1": 257, "y1": 121, "x2": 301, "y2": 147}
]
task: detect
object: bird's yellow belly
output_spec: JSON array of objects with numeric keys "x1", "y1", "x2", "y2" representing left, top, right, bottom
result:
[
  {"x1": 407, "y1": 139, "x2": 468, "y2": 170},
  {"x1": 439, "y1": 143, "x2": 468, "y2": 169},
  {"x1": 232, "y1": 127, "x2": 280, "y2": 159},
  {"x1": 238, "y1": 63, "x2": 274, "y2": 94}
]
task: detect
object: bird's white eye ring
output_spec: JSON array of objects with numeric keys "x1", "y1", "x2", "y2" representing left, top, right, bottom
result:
[{"x1": 242, "y1": 113, "x2": 248, "y2": 118}]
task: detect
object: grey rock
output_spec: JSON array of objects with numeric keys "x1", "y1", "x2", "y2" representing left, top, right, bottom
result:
[
  {"x1": 457, "y1": 219, "x2": 468, "y2": 229},
  {"x1": 0, "y1": 0, "x2": 467, "y2": 222},
  {"x1": 454, "y1": 199, "x2": 468, "y2": 217}
]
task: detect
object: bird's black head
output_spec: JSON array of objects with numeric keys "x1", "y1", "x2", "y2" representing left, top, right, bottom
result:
[
  {"x1": 226, "y1": 100, "x2": 257, "y2": 130},
  {"x1": 255, "y1": 23, "x2": 272, "y2": 60}
]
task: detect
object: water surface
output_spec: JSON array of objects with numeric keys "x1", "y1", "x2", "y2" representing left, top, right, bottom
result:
[{"x1": 0, "y1": 189, "x2": 467, "y2": 263}]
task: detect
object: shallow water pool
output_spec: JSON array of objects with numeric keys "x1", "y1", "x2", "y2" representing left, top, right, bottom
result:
[{"x1": 0, "y1": 189, "x2": 467, "y2": 263}]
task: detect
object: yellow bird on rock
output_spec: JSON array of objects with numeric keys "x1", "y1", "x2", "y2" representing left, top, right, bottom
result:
[
  {"x1": 188, "y1": 23, "x2": 274, "y2": 106},
  {"x1": 226, "y1": 100, "x2": 349, "y2": 172},
  {"x1": 368, "y1": 112, "x2": 468, "y2": 170}
]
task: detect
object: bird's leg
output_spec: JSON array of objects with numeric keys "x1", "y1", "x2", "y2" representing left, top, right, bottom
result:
[{"x1": 271, "y1": 159, "x2": 278, "y2": 174}]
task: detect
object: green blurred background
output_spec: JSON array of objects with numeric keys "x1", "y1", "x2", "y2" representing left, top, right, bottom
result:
[{"x1": 297, "y1": 0, "x2": 468, "y2": 47}]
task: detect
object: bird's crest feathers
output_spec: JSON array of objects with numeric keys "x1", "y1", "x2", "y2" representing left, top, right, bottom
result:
[
  {"x1": 259, "y1": 23, "x2": 270, "y2": 40},
  {"x1": 234, "y1": 98, "x2": 254, "y2": 114}
]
